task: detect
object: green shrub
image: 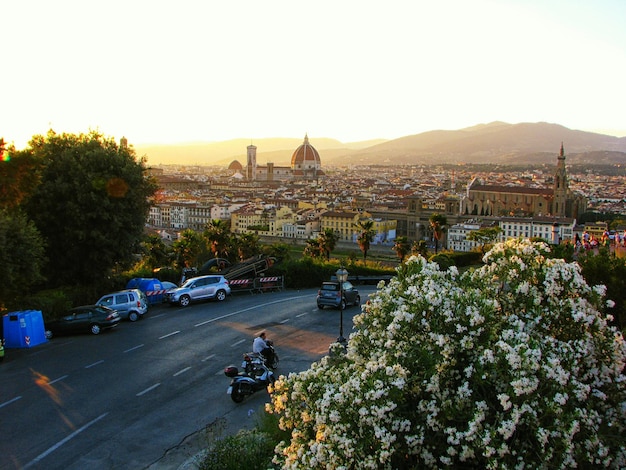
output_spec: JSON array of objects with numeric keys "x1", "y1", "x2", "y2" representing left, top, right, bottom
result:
[
  {"x1": 428, "y1": 252, "x2": 454, "y2": 270},
  {"x1": 199, "y1": 429, "x2": 276, "y2": 470}
]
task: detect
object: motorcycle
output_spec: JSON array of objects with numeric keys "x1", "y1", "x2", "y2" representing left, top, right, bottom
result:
[
  {"x1": 225, "y1": 353, "x2": 275, "y2": 403},
  {"x1": 259, "y1": 339, "x2": 279, "y2": 369}
]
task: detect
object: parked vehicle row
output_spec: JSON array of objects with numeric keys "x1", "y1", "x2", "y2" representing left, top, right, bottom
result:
[{"x1": 44, "y1": 275, "x2": 231, "y2": 338}]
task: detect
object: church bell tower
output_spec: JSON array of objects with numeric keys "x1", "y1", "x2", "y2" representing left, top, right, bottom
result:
[{"x1": 553, "y1": 142, "x2": 568, "y2": 217}]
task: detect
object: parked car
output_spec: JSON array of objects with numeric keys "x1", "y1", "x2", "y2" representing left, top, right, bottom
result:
[
  {"x1": 160, "y1": 281, "x2": 178, "y2": 291},
  {"x1": 46, "y1": 305, "x2": 120, "y2": 337},
  {"x1": 317, "y1": 281, "x2": 361, "y2": 310},
  {"x1": 96, "y1": 289, "x2": 148, "y2": 321},
  {"x1": 164, "y1": 275, "x2": 231, "y2": 307}
]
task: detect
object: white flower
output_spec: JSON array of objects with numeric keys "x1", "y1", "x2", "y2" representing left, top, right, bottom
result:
[
  {"x1": 267, "y1": 239, "x2": 626, "y2": 469},
  {"x1": 498, "y1": 393, "x2": 512, "y2": 411}
]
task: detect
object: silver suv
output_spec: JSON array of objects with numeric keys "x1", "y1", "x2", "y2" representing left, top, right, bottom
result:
[
  {"x1": 164, "y1": 275, "x2": 231, "y2": 307},
  {"x1": 96, "y1": 289, "x2": 148, "y2": 321}
]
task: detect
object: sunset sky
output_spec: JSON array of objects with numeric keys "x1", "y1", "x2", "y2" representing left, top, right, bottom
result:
[{"x1": 2, "y1": 0, "x2": 625, "y2": 149}]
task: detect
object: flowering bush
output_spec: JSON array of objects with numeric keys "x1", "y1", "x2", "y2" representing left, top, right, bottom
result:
[{"x1": 267, "y1": 239, "x2": 626, "y2": 469}]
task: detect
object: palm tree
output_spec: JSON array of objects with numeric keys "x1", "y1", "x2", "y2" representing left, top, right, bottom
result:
[
  {"x1": 411, "y1": 239, "x2": 428, "y2": 258},
  {"x1": 204, "y1": 219, "x2": 231, "y2": 259},
  {"x1": 355, "y1": 219, "x2": 375, "y2": 262},
  {"x1": 172, "y1": 229, "x2": 204, "y2": 270},
  {"x1": 235, "y1": 232, "x2": 259, "y2": 261},
  {"x1": 318, "y1": 228, "x2": 338, "y2": 261},
  {"x1": 303, "y1": 238, "x2": 323, "y2": 258},
  {"x1": 392, "y1": 236, "x2": 410, "y2": 263},
  {"x1": 429, "y1": 213, "x2": 448, "y2": 254},
  {"x1": 141, "y1": 234, "x2": 171, "y2": 270}
]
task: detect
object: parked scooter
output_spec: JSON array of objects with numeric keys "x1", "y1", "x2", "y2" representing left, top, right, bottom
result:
[
  {"x1": 0, "y1": 338, "x2": 5, "y2": 362},
  {"x1": 225, "y1": 353, "x2": 275, "y2": 403}
]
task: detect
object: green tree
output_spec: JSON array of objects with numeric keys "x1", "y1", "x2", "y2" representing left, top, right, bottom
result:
[
  {"x1": 172, "y1": 229, "x2": 205, "y2": 270},
  {"x1": 0, "y1": 209, "x2": 46, "y2": 311},
  {"x1": 466, "y1": 226, "x2": 502, "y2": 255},
  {"x1": 139, "y1": 234, "x2": 172, "y2": 271},
  {"x1": 576, "y1": 248, "x2": 626, "y2": 331},
  {"x1": 235, "y1": 232, "x2": 259, "y2": 261},
  {"x1": 318, "y1": 228, "x2": 338, "y2": 261},
  {"x1": 392, "y1": 236, "x2": 410, "y2": 262},
  {"x1": 429, "y1": 213, "x2": 447, "y2": 254},
  {"x1": 0, "y1": 146, "x2": 41, "y2": 210},
  {"x1": 204, "y1": 219, "x2": 231, "y2": 259},
  {"x1": 355, "y1": 219, "x2": 375, "y2": 262},
  {"x1": 262, "y1": 242, "x2": 292, "y2": 262},
  {"x1": 303, "y1": 239, "x2": 323, "y2": 258},
  {"x1": 411, "y1": 239, "x2": 428, "y2": 258},
  {"x1": 24, "y1": 131, "x2": 156, "y2": 287}
]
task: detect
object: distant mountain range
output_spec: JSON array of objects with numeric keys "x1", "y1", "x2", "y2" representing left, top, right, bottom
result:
[{"x1": 136, "y1": 122, "x2": 626, "y2": 167}]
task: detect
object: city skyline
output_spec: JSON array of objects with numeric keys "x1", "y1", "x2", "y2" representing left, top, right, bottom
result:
[{"x1": 2, "y1": 0, "x2": 626, "y2": 150}]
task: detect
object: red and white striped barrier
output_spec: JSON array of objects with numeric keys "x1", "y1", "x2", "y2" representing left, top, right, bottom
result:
[
  {"x1": 228, "y1": 279, "x2": 252, "y2": 286},
  {"x1": 146, "y1": 290, "x2": 167, "y2": 296}
]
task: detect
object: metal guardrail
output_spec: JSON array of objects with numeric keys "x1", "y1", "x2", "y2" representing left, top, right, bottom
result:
[
  {"x1": 330, "y1": 274, "x2": 393, "y2": 285},
  {"x1": 228, "y1": 276, "x2": 284, "y2": 294},
  {"x1": 254, "y1": 276, "x2": 284, "y2": 293}
]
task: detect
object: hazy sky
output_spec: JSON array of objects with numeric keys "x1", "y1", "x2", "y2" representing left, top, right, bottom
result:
[{"x1": 2, "y1": 0, "x2": 625, "y2": 149}]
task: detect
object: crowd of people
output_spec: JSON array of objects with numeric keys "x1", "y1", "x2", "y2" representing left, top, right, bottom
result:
[{"x1": 574, "y1": 229, "x2": 626, "y2": 253}]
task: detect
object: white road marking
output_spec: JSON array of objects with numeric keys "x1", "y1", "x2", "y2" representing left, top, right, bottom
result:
[
  {"x1": 24, "y1": 412, "x2": 108, "y2": 468},
  {"x1": 48, "y1": 375, "x2": 68, "y2": 385},
  {"x1": 201, "y1": 354, "x2": 216, "y2": 362},
  {"x1": 136, "y1": 383, "x2": 161, "y2": 396},
  {"x1": 0, "y1": 396, "x2": 22, "y2": 409},
  {"x1": 159, "y1": 331, "x2": 180, "y2": 339},
  {"x1": 193, "y1": 294, "x2": 312, "y2": 327},
  {"x1": 173, "y1": 367, "x2": 191, "y2": 376},
  {"x1": 124, "y1": 344, "x2": 144, "y2": 353},
  {"x1": 85, "y1": 360, "x2": 104, "y2": 369}
]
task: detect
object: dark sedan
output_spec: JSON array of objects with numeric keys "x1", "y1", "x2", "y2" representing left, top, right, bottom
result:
[
  {"x1": 317, "y1": 281, "x2": 361, "y2": 310},
  {"x1": 46, "y1": 305, "x2": 121, "y2": 338}
]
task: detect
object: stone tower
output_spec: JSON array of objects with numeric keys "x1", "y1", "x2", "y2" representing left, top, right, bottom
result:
[{"x1": 553, "y1": 142, "x2": 568, "y2": 217}]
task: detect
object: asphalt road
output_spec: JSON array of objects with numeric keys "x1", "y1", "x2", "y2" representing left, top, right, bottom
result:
[{"x1": 0, "y1": 286, "x2": 377, "y2": 470}]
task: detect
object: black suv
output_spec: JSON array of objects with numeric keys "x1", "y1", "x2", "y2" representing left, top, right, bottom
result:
[{"x1": 316, "y1": 281, "x2": 360, "y2": 310}]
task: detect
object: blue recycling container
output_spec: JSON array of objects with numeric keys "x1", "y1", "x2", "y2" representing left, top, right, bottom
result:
[
  {"x1": 126, "y1": 278, "x2": 167, "y2": 305},
  {"x1": 3, "y1": 310, "x2": 48, "y2": 348}
]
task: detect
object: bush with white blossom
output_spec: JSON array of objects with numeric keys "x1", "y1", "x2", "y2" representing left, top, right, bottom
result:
[{"x1": 267, "y1": 238, "x2": 626, "y2": 469}]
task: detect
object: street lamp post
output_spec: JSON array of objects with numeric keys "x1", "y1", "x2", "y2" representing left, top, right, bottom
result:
[{"x1": 336, "y1": 266, "x2": 349, "y2": 346}]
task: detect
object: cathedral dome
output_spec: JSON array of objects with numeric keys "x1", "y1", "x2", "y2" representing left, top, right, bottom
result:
[
  {"x1": 228, "y1": 160, "x2": 243, "y2": 171},
  {"x1": 290, "y1": 134, "x2": 321, "y2": 168}
]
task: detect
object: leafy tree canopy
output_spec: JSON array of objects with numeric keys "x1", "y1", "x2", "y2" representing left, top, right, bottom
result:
[
  {"x1": 0, "y1": 209, "x2": 46, "y2": 311},
  {"x1": 24, "y1": 130, "x2": 157, "y2": 286}
]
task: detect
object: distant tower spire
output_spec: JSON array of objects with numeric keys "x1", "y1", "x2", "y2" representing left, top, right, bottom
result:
[
  {"x1": 553, "y1": 142, "x2": 568, "y2": 217},
  {"x1": 246, "y1": 143, "x2": 257, "y2": 182}
]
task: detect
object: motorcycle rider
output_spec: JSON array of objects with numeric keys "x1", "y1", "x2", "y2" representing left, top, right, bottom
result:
[{"x1": 252, "y1": 331, "x2": 275, "y2": 366}]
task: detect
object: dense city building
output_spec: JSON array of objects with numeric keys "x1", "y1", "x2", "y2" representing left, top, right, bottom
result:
[{"x1": 145, "y1": 140, "x2": 623, "y2": 254}]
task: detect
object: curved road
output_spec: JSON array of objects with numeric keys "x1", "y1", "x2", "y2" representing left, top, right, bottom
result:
[{"x1": 0, "y1": 286, "x2": 377, "y2": 470}]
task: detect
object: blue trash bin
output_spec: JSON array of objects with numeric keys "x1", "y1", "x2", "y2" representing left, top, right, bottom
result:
[{"x1": 3, "y1": 310, "x2": 48, "y2": 348}]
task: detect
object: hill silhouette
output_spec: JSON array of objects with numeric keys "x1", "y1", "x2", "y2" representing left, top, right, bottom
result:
[{"x1": 136, "y1": 122, "x2": 626, "y2": 167}]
